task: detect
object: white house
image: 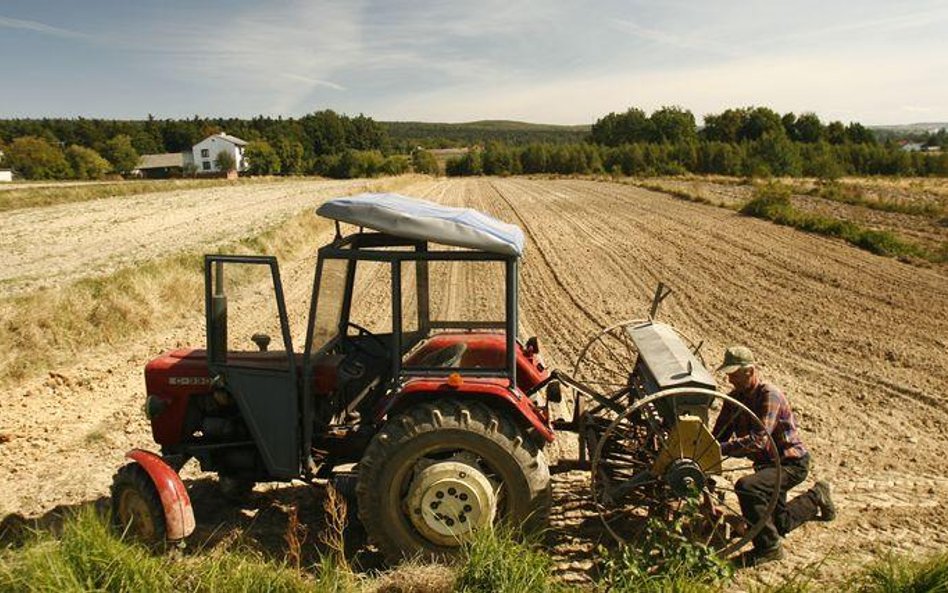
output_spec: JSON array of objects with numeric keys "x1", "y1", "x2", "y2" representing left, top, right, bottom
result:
[
  {"x1": 0, "y1": 169, "x2": 12, "y2": 183},
  {"x1": 192, "y1": 132, "x2": 248, "y2": 173}
]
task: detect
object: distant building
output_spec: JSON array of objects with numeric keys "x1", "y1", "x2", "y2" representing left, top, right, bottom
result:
[
  {"x1": 137, "y1": 153, "x2": 188, "y2": 178},
  {"x1": 900, "y1": 142, "x2": 925, "y2": 152},
  {"x1": 0, "y1": 169, "x2": 12, "y2": 183},
  {"x1": 192, "y1": 133, "x2": 247, "y2": 174},
  {"x1": 136, "y1": 132, "x2": 247, "y2": 178}
]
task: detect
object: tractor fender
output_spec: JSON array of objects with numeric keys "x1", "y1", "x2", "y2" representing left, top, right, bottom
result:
[
  {"x1": 378, "y1": 379, "x2": 555, "y2": 443},
  {"x1": 124, "y1": 449, "x2": 195, "y2": 541}
]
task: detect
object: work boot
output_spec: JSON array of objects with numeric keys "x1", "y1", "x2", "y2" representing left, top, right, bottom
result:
[
  {"x1": 734, "y1": 543, "x2": 786, "y2": 568},
  {"x1": 811, "y1": 480, "x2": 837, "y2": 521}
]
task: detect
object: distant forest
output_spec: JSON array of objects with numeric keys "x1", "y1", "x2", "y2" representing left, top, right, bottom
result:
[{"x1": 0, "y1": 106, "x2": 945, "y2": 180}]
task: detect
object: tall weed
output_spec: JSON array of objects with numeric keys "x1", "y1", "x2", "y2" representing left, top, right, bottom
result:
[
  {"x1": 848, "y1": 552, "x2": 948, "y2": 593},
  {"x1": 453, "y1": 525, "x2": 563, "y2": 593},
  {"x1": 599, "y1": 510, "x2": 732, "y2": 593}
]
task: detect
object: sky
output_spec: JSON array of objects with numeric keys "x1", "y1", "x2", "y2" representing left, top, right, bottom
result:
[{"x1": 1, "y1": 0, "x2": 946, "y2": 125}]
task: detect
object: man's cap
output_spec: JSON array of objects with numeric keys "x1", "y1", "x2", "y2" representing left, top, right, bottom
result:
[{"x1": 716, "y1": 345, "x2": 756, "y2": 373}]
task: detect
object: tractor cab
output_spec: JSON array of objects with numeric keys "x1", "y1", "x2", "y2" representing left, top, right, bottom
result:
[{"x1": 199, "y1": 194, "x2": 551, "y2": 482}]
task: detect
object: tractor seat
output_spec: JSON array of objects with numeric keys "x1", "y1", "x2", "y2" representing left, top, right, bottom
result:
[{"x1": 418, "y1": 343, "x2": 468, "y2": 368}]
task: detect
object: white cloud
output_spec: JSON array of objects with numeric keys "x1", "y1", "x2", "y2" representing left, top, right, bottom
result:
[
  {"x1": 373, "y1": 49, "x2": 948, "y2": 125},
  {"x1": 0, "y1": 15, "x2": 92, "y2": 41}
]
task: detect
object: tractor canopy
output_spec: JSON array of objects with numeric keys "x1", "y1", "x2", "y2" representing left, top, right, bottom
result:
[{"x1": 316, "y1": 193, "x2": 525, "y2": 257}]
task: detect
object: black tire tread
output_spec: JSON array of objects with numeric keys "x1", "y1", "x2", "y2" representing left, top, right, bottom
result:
[
  {"x1": 357, "y1": 399, "x2": 551, "y2": 561},
  {"x1": 109, "y1": 463, "x2": 167, "y2": 544}
]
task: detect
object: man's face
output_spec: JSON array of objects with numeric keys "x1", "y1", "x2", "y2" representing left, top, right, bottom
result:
[{"x1": 726, "y1": 366, "x2": 756, "y2": 391}]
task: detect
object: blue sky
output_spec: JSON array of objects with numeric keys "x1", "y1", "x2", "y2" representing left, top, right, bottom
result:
[{"x1": 1, "y1": 0, "x2": 946, "y2": 125}]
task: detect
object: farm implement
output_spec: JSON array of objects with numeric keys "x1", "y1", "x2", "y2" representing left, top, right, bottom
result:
[{"x1": 112, "y1": 193, "x2": 781, "y2": 559}]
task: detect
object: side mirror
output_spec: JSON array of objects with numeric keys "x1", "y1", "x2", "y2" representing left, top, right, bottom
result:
[{"x1": 251, "y1": 333, "x2": 271, "y2": 352}]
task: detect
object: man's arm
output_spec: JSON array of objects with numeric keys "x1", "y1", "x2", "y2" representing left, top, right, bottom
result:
[
  {"x1": 712, "y1": 401, "x2": 738, "y2": 443},
  {"x1": 720, "y1": 388, "x2": 780, "y2": 457}
]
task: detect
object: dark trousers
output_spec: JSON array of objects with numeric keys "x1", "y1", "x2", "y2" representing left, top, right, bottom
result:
[{"x1": 735, "y1": 455, "x2": 820, "y2": 550}]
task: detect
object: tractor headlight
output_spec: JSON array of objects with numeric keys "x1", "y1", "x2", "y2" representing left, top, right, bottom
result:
[{"x1": 144, "y1": 394, "x2": 168, "y2": 420}]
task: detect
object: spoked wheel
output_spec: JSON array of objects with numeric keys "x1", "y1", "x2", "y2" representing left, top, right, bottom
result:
[
  {"x1": 591, "y1": 388, "x2": 781, "y2": 557},
  {"x1": 571, "y1": 320, "x2": 706, "y2": 461}
]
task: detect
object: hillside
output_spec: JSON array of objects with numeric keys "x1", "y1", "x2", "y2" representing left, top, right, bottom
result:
[{"x1": 383, "y1": 119, "x2": 591, "y2": 148}]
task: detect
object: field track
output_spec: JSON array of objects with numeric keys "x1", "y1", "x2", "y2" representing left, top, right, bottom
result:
[{"x1": 1, "y1": 177, "x2": 946, "y2": 586}]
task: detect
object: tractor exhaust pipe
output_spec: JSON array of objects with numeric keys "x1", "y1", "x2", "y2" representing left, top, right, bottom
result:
[{"x1": 210, "y1": 260, "x2": 227, "y2": 364}]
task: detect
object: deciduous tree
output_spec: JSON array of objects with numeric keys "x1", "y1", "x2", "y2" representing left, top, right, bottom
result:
[
  {"x1": 65, "y1": 145, "x2": 111, "y2": 179},
  {"x1": 244, "y1": 140, "x2": 281, "y2": 175},
  {"x1": 6, "y1": 136, "x2": 71, "y2": 179},
  {"x1": 103, "y1": 134, "x2": 140, "y2": 175}
]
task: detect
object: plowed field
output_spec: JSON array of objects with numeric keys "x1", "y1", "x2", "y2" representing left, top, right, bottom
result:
[{"x1": 1, "y1": 177, "x2": 946, "y2": 588}]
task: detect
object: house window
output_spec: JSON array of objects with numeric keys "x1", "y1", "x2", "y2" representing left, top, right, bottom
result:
[
  {"x1": 201, "y1": 149, "x2": 209, "y2": 158},
  {"x1": 202, "y1": 161, "x2": 211, "y2": 171}
]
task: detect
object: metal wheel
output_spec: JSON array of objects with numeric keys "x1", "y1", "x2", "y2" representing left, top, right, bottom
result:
[{"x1": 591, "y1": 387, "x2": 781, "y2": 557}]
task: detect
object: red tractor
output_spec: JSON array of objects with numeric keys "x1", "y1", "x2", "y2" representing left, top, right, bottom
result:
[{"x1": 112, "y1": 193, "x2": 556, "y2": 558}]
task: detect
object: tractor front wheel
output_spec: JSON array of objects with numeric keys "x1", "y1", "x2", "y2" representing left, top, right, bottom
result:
[
  {"x1": 357, "y1": 400, "x2": 551, "y2": 561},
  {"x1": 110, "y1": 463, "x2": 166, "y2": 546}
]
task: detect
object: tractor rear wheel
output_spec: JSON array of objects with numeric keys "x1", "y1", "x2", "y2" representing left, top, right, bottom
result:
[
  {"x1": 356, "y1": 400, "x2": 551, "y2": 561},
  {"x1": 110, "y1": 463, "x2": 166, "y2": 546}
]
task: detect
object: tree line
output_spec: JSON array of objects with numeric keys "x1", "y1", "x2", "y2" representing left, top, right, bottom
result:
[
  {"x1": 2, "y1": 106, "x2": 945, "y2": 180},
  {"x1": 445, "y1": 139, "x2": 948, "y2": 178},
  {"x1": 0, "y1": 111, "x2": 394, "y2": 179},
  {"x1": 445, "y1": 106, "x2": 946, "y2": 178}
]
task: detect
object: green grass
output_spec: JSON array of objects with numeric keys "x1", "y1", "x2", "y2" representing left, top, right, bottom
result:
[
  {"x1": 0, "y1": 177, "x2": 289, "y2": 212},
  {"x1": 598, "y1": 510, "x2": 733, "y2": 593},
  {"x1": 741, "y1": 182, "x2": 939, "y2": 262},
  {"x1": 0, "y1": 507, "x2": 354, "y2": 593},
  {"x1": 453, "y1": 525, "x2": 563, "y2": 593},
  {"x1": 848, "y1": 553, "x2": 948, "y2": 593},
  {"x1": 2, "y1": 509, "x2": 947, "y2": 593}
]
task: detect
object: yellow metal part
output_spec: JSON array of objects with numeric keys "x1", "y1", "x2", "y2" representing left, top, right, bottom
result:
[{"x1": 652, "y1": 415, "x2": 722, "y2": 475}]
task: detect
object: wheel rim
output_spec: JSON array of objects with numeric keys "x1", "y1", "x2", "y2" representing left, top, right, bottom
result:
[
  {"x1": 405, "y1": 460, "x2": 497, "y2": 546},
  {"x1": 118, "y1": 488, "x2": 157, "y2": 541},
  {"x1": 590, "y1": 388, "x2": 782, "y2": 557}
]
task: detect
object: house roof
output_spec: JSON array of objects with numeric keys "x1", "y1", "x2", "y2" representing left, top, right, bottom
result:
[
  {"x1": 138, "y1": 153, "x2": 185, "y2": 169},
  {"x1": 316, "y1": 193, "x2": 525, "y2": 257},
  {"x1": 200, "y1": 132, "x2": 247, "y2": 147}
]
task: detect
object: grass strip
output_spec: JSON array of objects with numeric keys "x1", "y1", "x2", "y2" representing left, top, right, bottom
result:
[
  {"x1": 741, "y1": 183, "x2": 941, "y2": 262},
  {"x1": 4, "y1": 509, "x2": 947, "y2": 592},
  {"x1": 633, "y1": 180, "x2": 733, "y2": 208},
  {"x1": 806, "y1": 182, "x2": 946, "y2": 219},
  {"x1": 0, "y1": 177, "x2": 290, "y2": 212}
]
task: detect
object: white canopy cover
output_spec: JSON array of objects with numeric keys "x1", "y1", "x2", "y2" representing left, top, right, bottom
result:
[{"x1": 317, "y1": 193, "x2": 525, "y2": 257}]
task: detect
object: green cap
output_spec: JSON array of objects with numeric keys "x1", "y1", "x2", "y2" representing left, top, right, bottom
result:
[{"x1": 716, "y1": 345, "x2": 756, "y2": 373}]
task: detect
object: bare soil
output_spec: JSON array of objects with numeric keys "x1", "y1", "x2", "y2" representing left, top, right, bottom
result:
[
  {"x1": 0, "y1": 178, "x2": 405, "y2": 297},
  {"x1": 1, "y1": 177, "x2": 946, "y2": 589}
]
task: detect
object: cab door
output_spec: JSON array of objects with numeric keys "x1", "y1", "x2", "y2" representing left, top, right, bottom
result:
[{"x1": 205, "y1": 255, "x2": 299, "y2": 479}]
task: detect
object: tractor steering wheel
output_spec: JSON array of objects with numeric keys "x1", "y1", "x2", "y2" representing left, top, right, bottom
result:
[{"x1": 344, "y1": 321, "x2": 388, "y2": 358}]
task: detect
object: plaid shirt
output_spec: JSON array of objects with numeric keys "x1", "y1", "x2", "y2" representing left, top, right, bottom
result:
[{"x1": 712, "y1": 381, "x2": 808, "y2": 463}]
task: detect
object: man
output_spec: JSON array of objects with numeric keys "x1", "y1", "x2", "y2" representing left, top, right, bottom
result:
[{"x1": 712, "y1": 345, "x2": 836, "y2": 566}]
